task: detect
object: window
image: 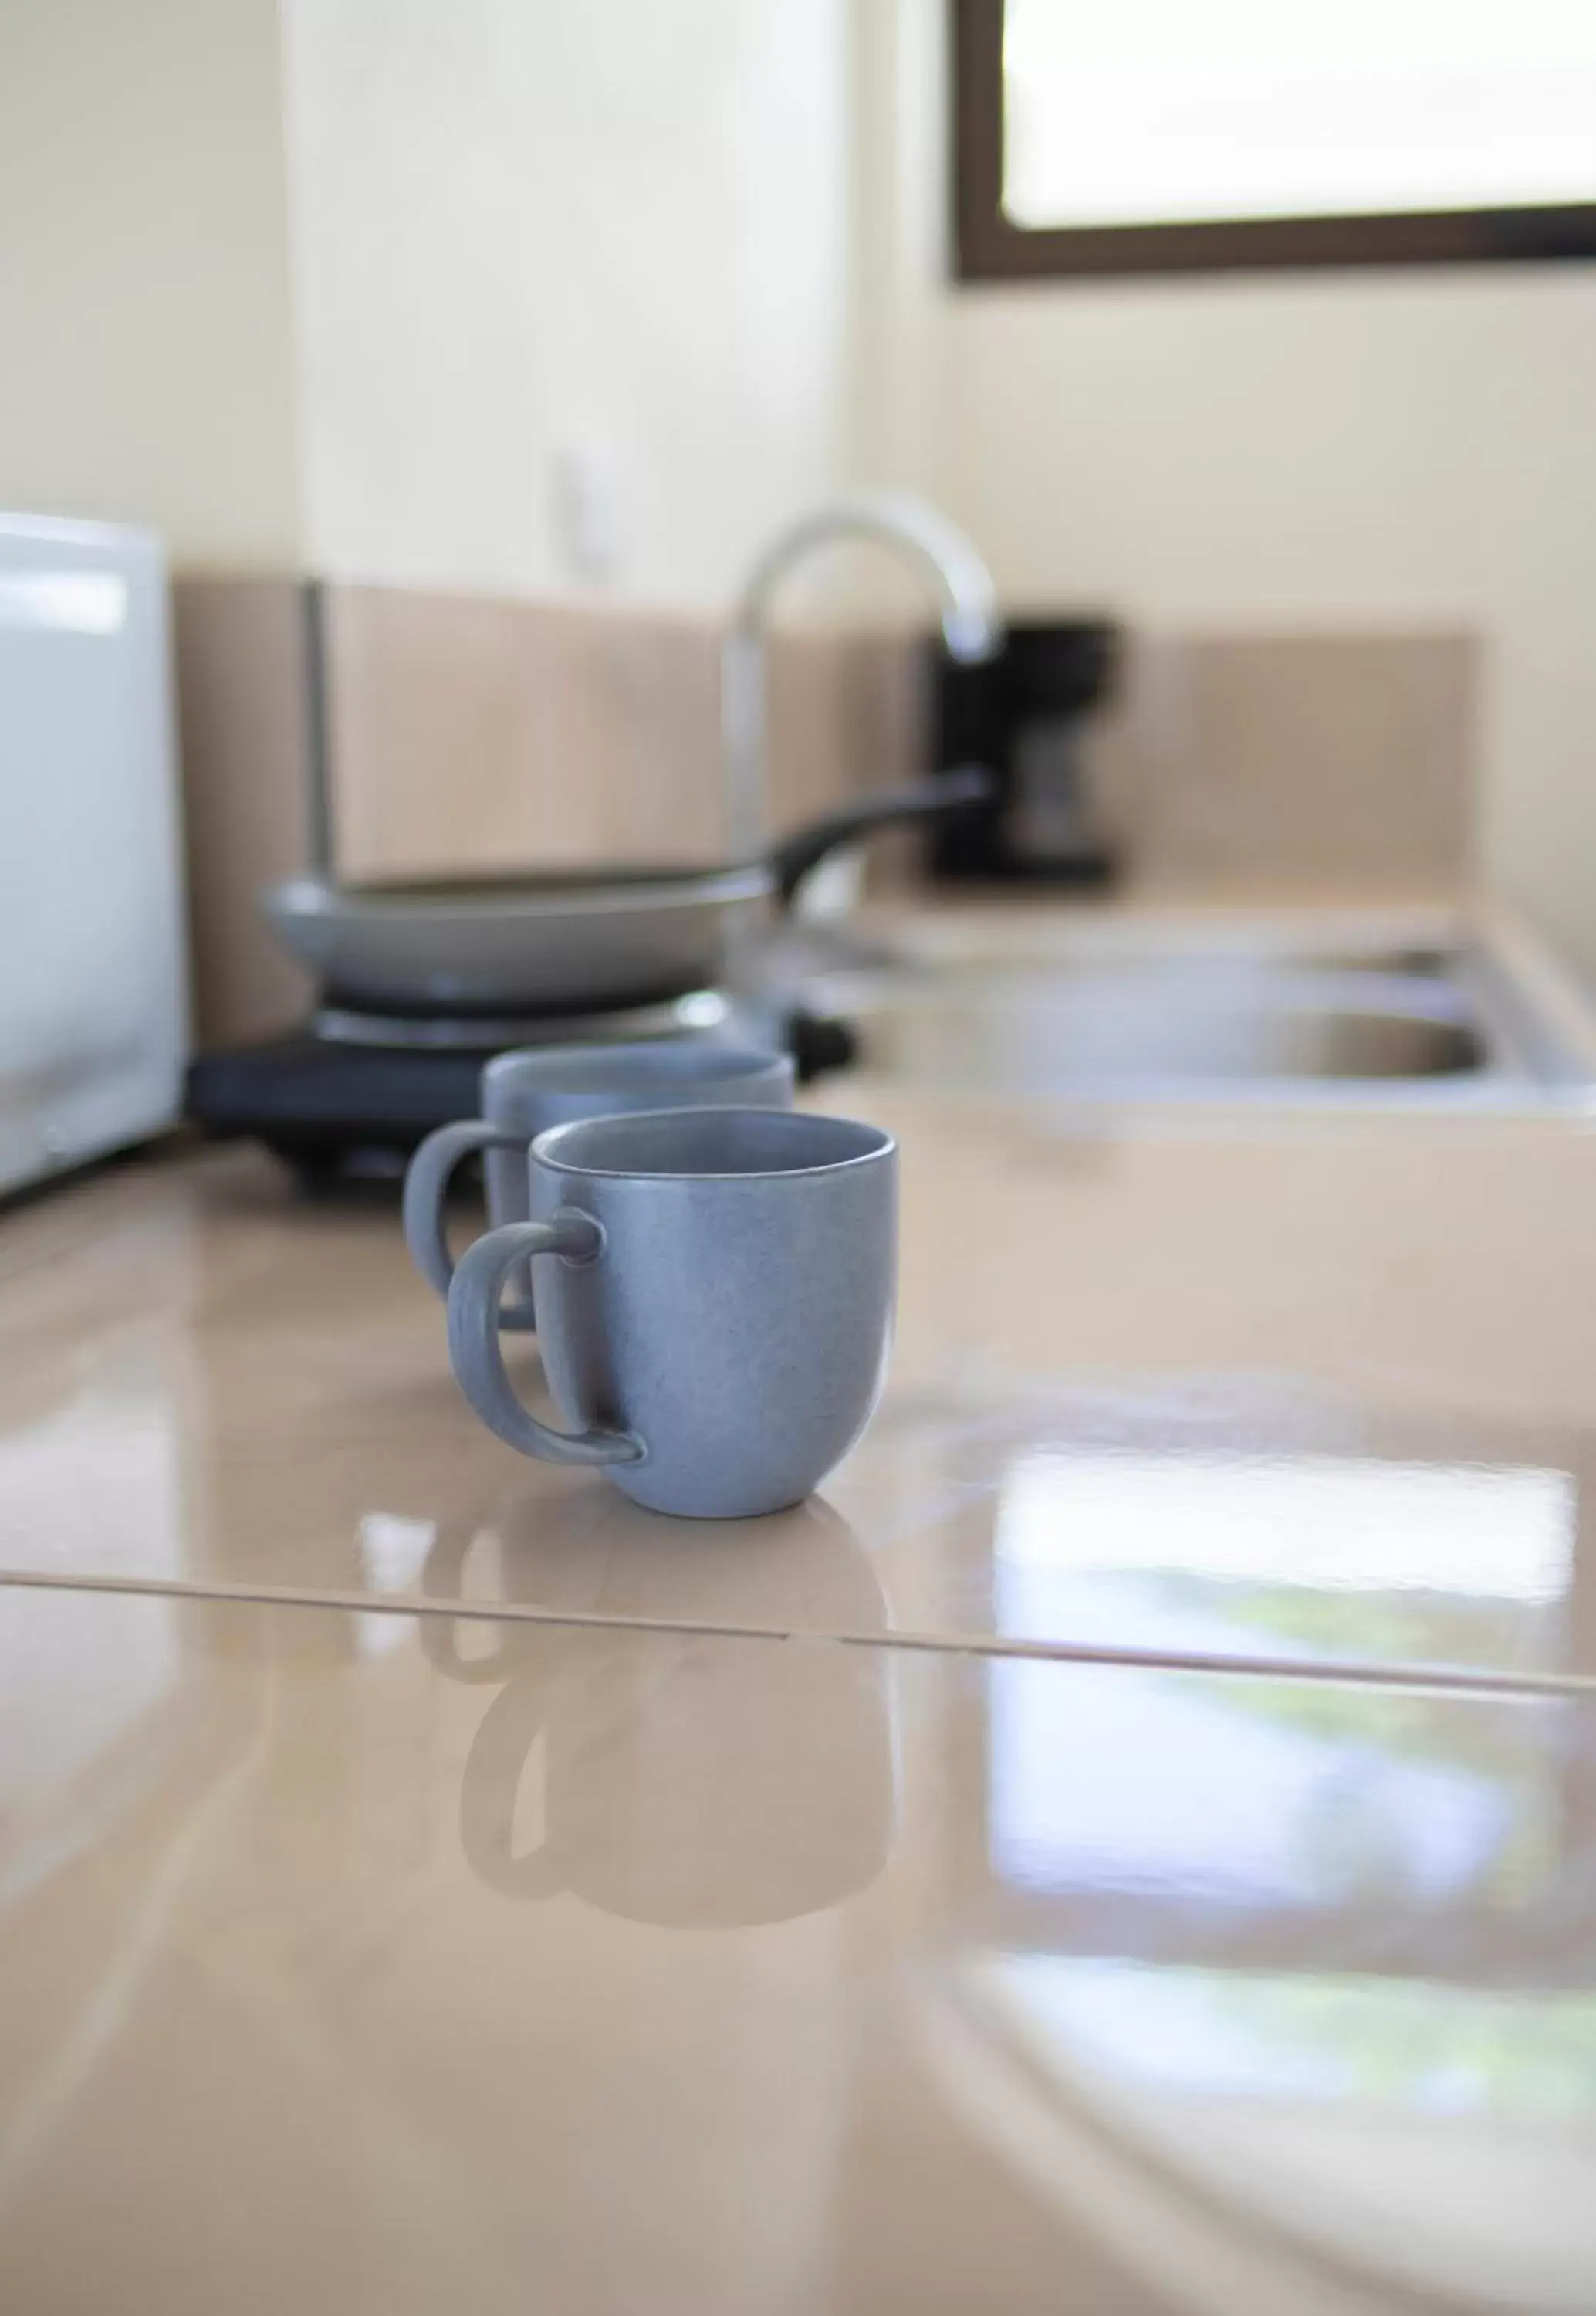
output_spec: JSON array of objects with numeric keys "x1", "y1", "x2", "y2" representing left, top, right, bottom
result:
[{"x1": 952, "y1": 0, "x2": 1596, "y2": 279}]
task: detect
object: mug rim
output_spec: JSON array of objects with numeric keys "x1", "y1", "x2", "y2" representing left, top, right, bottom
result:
[
  {"x1": 533, "y1": 1106, "x2": 895, "y2": 1183},
  {"x1": 483, "y1": 1038, "x2": 793, "y2": 1103}
]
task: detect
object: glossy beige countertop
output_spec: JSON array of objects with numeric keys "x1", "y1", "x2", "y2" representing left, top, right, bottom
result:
[
  {"x1": 5, "y1": 1086, "x2": 1596, "y2": 1678},
  {"x1": 2, "y1": 1583, "x2": 1595, "y2": 2314},
  {"x1": 7, "y1": 967, "x2": 1596, "y2": 2307}
]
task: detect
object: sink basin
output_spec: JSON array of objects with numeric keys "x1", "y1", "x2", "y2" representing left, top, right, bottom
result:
[
  {"x1": 1293, "y1": 945, "x2": 1448, "y2": 977},
  {"x1": 830, "y1": 966, "x2": 1485, "y2": 1098},
  {"x1": 780, "y1": 913, "x2": 1596, "y2": 1109}
]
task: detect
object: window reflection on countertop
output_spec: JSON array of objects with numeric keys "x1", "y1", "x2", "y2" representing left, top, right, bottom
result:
[{"x1": 993, "y1": 1447, "x2": 1577, "y2": 1673}]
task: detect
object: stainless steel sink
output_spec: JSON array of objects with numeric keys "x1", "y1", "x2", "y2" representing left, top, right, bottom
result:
[
  {"x1": 783, "y1": 913, "x2": 1596, "y2": 1110},
  {"x1": 1290, "y1": 945, "x2": 1448, "y2": 977},
  {"x1": 829, "y1": 969, "x2": 1485, "y2": 1095}
]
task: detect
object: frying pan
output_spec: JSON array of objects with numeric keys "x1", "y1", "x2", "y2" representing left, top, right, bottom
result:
[{"x1": 262, "y1": 767, "x2": 988, "y2": 1017}]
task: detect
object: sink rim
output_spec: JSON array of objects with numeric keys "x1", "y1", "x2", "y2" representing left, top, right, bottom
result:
[
  {"x1": 825, "y1": 977, "x2": 1491, "y2": 1091},
  {"x1": 786, "y1": 909, "x2": 1596, "y2": 1110}
]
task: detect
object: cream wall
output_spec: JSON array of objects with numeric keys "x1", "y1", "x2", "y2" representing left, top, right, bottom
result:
[
  {"x1": 279, "y1": 0, "x2": 853, "y2": 610},
  {"x1": 0, "y1": 0, "x2": 854, "y2": 604},
  {"x1": 0, "y1": 0, "x2": 302, "y2": 566},
  {"x1": 861, "y1": 0, "x2": 1596, "y2": 979}
]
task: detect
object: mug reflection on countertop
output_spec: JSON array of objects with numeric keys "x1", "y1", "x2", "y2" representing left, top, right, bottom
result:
[{"x1": 420, "y1": 1495, "x2": 895, "y2": 1926}]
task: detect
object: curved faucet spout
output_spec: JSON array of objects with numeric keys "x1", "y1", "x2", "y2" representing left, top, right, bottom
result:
[{"x1": 721, "y1": 493, "x2": 1000, "y2": 858}]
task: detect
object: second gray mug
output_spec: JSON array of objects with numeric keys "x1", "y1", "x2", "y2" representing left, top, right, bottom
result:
[
  {"x1": 447, "y1": 1107, "x2": 897, "y2": 1519},
  {"x1": 404, "y1": 1038, "x2": 793, "y2": 1327}
]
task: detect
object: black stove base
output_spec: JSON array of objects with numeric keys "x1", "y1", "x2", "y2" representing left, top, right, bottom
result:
[
  {"x1": 186, "y1": 1009, "x2": 858, "y2": 1186},
  {"x1": 187, "y1": 1034, "x2": 493, "y2": 1181}
]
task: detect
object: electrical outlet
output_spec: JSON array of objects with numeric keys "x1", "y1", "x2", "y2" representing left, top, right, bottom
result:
[{"x1": 549, "y1": 442, "x2": 624, "y2": 586}]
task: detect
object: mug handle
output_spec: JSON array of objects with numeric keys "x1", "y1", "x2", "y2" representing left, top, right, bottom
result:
[
  {"x1": 460, "y1": 1672, "x2": 570, "y2": 1901},
  {"x1": 448, "y1": 1217, "x2": 644, "y2": 1468},
  {"x1": 404, "y1": 1119, "x2": 537, "y2": 1329}
]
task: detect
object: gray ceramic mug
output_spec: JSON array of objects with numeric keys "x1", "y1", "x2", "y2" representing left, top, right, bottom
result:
[
  {"x1": 404, "y1": 1038, "x2": 793, "y2": 1329},
  {"x1": 446, "y1": 1107, "x2": 897, "y2": 1519}
]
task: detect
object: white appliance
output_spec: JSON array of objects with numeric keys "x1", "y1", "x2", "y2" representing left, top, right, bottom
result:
[{"x1": 0, "y1": 515, "x2": 188, "y2": 1195}]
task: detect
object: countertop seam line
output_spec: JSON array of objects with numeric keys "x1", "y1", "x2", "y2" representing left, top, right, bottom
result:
[{"x1": 2, "y1": 1566, "x2": 1593, "y2": 1701}]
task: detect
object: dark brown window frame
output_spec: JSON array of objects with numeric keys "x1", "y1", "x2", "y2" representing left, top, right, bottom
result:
[{"x1": 952, "y1": 0, "x2": 1596, "y2": 283}]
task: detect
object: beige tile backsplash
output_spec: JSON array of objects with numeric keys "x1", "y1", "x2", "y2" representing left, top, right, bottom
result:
[
  {"x1": 1095, "y1": 630, "x2": 1477, "y2": 894},
  {"x1": 325, "y1": 588, "x2": 725, "y2": 878},
  {"x1": 323, "y1": 585, "x2": 924, "y2": 882},
  {"x1": 171, "y1": 577, "x2": 1478, "y2": 1044},
  {"x1": 171, "y1": 577, "x2": 316, "y2": 1048}
]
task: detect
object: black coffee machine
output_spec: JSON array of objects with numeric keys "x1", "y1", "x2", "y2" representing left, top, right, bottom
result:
[{"x1": 925, "y1": 618, "x2": 1120, "y2": 884}]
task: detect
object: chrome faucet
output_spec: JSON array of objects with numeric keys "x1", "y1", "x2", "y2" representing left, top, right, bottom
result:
[{"x1": 720, "y1": 492, "x2": 1001, "y2": 858}]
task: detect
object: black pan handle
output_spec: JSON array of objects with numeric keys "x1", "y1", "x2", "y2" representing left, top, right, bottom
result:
[{"x1": 768, "y1": 765, "x2": 993, "y2": 909}]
